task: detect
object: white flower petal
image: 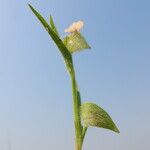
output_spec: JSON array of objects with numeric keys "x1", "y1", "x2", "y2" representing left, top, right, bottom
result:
[{"x1": 65, "y1": 20, "x2": 84, "y2": 33}]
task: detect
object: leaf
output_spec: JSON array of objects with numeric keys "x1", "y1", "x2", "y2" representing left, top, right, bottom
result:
[
  {"x1": 50, "y1": 15, "x2": 60, "y2": 37},
  {"x1": 28, "y1": 4, "x2": 73, "y2": 74},
  {"x1": 82, "y1": 127, "x2": 87, "y2": 140},
  {"x1": 76, "y1": 85, "x2": 81, "y2": 107},
  {"x1": 80, "y1": 102, "x2": 120, "y2": 133},
  {"x1": 63, "y1": 31, "x2": 91, "y2": 53}
]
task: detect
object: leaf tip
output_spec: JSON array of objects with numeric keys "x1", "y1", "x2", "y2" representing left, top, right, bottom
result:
[
  {"x1": 50, "y1": 15, "x2": 53, "y2": 19},
  {"x1": 28, "y1": 3, "x2": 32, "y2": 9},
  {"x1": 113, "y1": 125, "x2": 120, "y2": 133},
  {"x1": 28, "y1": 3, "x2": 35, "y2": 13}
]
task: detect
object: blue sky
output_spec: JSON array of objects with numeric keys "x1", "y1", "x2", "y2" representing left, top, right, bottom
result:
[{"x1": 0, "y1": 0, "x2": 150, "y2": 150}]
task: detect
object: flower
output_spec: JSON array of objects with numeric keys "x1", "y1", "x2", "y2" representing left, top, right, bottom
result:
[{"x1": 64, "y1": 21, "x2": 84, "y2": 33}]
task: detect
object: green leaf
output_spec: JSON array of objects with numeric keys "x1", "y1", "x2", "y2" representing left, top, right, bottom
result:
[
  {"x1": 77, "y1": 91, "x2": 81, "y2": 105},
  {"x1": 80, "y1": 102, "x2": 120, "y2": 133},
  {"x1": 82, "y1": 127, "x2": 87, "y2": 141},
  {"x1": 50, "y1": 15, "x2": 60, "y2": 37},
  {"x1": 28, "y1": 4, "x2": 73, "y2": 74},
  {"x1": 63, "y1": 31, "x2": 91, "y2": 53}
]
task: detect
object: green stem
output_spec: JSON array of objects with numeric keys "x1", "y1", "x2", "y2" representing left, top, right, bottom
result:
[{"x1": 70, "y1": 65, "x2": 82, "y2": 150}]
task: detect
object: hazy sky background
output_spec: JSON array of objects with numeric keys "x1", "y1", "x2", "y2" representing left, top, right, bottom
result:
[{"x1": 0, "y1": 0, "x2": 150, "y2": 150}]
